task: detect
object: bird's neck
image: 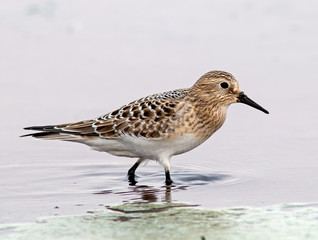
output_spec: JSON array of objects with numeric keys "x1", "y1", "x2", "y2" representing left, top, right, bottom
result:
[{"x1": 192, "y1": 101, "x2": 228, "y2": 141}]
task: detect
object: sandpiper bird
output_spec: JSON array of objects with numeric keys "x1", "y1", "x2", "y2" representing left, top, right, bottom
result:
[{"x1": 23, "y1": 71, "x2": 269, "y2": 185}]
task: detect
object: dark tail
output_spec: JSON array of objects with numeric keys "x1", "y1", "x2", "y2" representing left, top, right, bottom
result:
[
  {"x1": 23, "y1": 125, "x2": 57, "y2": 131},
  {"x1": 22, "y1": 125, "x2": 60, "y2": 139},
  {"x1": 21, "y1": 124, "x2": 96, "y2": 140}
]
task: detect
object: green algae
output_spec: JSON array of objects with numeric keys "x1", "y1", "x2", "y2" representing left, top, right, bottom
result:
[{"x1": 1, "y1": 202, "x2": 318, "y2": 240}]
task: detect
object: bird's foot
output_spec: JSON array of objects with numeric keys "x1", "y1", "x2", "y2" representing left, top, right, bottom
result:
[
  {"x1": 165, "y1": 179, "x2": 173, "y2": 186},
  {"x1": 165, "y1": 171, "x2": 173, "y2": 186},
  {"x1": 128, "y1": 173, "x2": 138, "y2": 186}
]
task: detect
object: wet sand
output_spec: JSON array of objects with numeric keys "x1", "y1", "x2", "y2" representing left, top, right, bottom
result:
[{"x1": 2, "y1": 202, "x2": 318, "y2": 240}]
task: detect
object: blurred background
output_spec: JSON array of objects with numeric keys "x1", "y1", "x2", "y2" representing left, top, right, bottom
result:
[{"x1": 1, "y1": 0, "x2": 317, "y2": 224}]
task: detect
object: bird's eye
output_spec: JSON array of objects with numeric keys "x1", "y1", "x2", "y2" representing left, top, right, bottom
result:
[{"x1": 220, "y1": 82, "x2": 229, "y2": 89}]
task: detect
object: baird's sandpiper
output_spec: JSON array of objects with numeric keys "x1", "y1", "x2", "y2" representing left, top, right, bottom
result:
[{"x1": 23, "y1": 70, "x2": 269, "y2": 185}]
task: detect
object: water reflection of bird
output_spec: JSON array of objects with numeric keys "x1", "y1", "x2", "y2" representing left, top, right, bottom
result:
[
  {"x1": 23, "y1": 71, "x2": 269, "y2": 185},
  {"x1": 96, "y1": 185, "x2": 184, "y2": 204}
]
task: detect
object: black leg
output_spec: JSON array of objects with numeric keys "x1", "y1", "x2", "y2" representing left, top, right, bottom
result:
[
  {"x1": 165, "y1": 170, "x2": 173, "y2": 185},
  {"x1": 127, "y1": 159, "x2": 142, "y2": 185}
]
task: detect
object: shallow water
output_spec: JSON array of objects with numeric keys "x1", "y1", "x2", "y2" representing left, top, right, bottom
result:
[{"x1": 1, "y1": 0, "x2": 318, "y2": 230}]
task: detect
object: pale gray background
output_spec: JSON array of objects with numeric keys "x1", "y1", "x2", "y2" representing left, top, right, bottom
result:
[{"x1": 1, "y1": 0, "x2": 317, "y2": 223}]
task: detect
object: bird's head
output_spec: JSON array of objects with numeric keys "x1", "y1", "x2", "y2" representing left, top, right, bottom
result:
[{"x1": 192, "y1": 70, "x2": 269, "y2": 114}]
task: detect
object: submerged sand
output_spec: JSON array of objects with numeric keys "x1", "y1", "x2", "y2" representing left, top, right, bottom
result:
[{"x1": 1, "y1": 202, "x2": 318, "y2": 240}]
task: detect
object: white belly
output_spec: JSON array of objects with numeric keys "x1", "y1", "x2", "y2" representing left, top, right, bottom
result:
[{"x1": 83, "y1": 134, "x2": 203, "y2": 160}]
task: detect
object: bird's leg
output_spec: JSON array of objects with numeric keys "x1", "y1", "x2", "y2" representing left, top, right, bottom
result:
[
  {"x1": 127, "y1": 158, "x2": 143, "y2": 185},
  {"x1": 161, "y1": 158, "x2": 173, "y2": 185},
  {"x1": 165, "y1": 170, "x2": 173, "y2": 185}
]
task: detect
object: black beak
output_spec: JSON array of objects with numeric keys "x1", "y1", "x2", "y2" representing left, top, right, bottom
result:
[{"x1": 237, "y1": 92, "x2": 269, "y2": 114}]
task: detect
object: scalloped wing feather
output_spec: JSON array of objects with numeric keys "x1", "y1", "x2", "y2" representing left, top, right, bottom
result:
[{"x1": 59, "y1": 89, "x2": 190, "y2": 139}]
